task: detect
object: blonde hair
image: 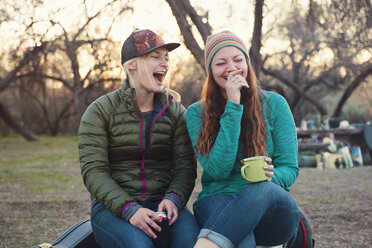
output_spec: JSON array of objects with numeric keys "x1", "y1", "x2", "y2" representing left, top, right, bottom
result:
[
  {"x1": 122, "y1": 57, "x2": 137, "y2": 84},
  {"x1": 122, "y1": 54, "x2": 181, "y2": 102}
]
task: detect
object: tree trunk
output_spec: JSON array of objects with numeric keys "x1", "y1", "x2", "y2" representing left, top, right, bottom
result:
[
  {"x1": 0, "y1": 44, "x2": 45, "y2": 141},
  {"x1": 249, "y1": 0, "x2": 264, "y2": 77},
  {"x1": 0, "y1": 101, "x2": 38, "y2": 141},
  {"x1": 165, "y1": 0, "x2": 210, "y2": 69},
  {"x1": 166, "y1": 0, "x2": 265, "y2": 76},
  {"x1": 74, "y1": 86, "x2": 87, "y2": 118},
  {"x1": 178, "y1": 0, "x2": 211, "y2": 42}
]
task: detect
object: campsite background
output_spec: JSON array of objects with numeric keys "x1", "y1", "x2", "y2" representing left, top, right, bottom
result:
[{"x1": 0, "y1": 0, "x2": 371, "y2": 247}]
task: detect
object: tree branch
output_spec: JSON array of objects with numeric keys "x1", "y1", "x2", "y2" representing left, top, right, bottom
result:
[
  {"x1": 16, "y1": 73, "x2": 73, "y2": 92},
  {"x1": 165, "y1": 0, "x2": 207, "y2": 68},
  {"x1": 0, "y1": 43, "x2": 46, "y2": 92},
  {"x1": 262, "y1": 67, "x2": 328, "y2": 115},
  {"x1": 333, "y1": 63, "x2": 372, "y2": 116},
  {"x1": 179, "y1": 0, "x2": 211, "y2": 42},
  {"x1": 73, "y1": 0, "x2": 118, "y2": 41}
]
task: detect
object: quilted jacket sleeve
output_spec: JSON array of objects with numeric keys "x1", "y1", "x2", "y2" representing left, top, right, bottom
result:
[{"x1": 78, "y1": 97, "x2": 135, "y2": 218}]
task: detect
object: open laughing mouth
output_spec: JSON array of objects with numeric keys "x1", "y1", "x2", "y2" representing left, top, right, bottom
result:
[{"x1": 153, "y1": 72, "x2": 165, "y2": 84}]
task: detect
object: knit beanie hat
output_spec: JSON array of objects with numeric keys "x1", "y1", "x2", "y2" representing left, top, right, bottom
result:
[{"x1": 204, "y1": 30, "x2": 250, "y2": 72}]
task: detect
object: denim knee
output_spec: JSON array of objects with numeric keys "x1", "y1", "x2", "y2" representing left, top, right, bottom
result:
[
  {"x1": 90, "y1": 202, "x2": 154, "y2": 248},
  {"x1": 170, "y1": 208, "x2": 199, "y2": 248}
]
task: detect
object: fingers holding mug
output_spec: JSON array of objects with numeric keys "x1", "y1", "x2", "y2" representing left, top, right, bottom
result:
[
  {"x1": 263, "y1": 157, "x2": 274, "y2": 181},
  {"x1": 264, "y1": 157, "x2": 272, "y2": 164}
]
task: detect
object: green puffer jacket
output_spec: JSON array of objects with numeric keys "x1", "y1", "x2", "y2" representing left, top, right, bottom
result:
[{"x1": 78, "y1": 81, "x2": 197, "y2": 218}]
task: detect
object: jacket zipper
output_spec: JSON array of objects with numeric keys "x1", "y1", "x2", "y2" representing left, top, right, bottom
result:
[
  {"x1": 131, "y1": 90, "x2": 173, "y2": 201},
  {"x1": 146, "y1": 96, "x2": 173, "y2": 156}
]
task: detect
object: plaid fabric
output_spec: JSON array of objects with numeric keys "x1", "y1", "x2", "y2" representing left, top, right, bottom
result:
[{"x1": 204, "y1": 30, "x2": 250, "y2": 71}]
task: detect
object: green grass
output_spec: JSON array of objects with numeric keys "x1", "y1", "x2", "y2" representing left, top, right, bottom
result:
[
  {"x1": 0, "y1": 136, "x2": 84, "y2": 202},
  {"x1": 0, "y1": 136, "x2": 91, "y2": 248}
]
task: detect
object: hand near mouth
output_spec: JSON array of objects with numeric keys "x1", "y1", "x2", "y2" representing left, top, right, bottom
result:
[{"x1": 225, "y1": 69, "x2": 249, "y2": 104}]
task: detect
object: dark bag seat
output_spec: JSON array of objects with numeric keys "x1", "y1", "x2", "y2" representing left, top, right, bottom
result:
[
  {"x1": 32, "y1": 218, "x2": 101, "y2": 248},
  {"x1": 284, "y1": 208, "x2": 315, "y2": 248}
]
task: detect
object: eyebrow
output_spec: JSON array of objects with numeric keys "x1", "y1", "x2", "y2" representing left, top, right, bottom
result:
[{"x1": 214, "y1": 54, "x2": 243, "y2": 62}]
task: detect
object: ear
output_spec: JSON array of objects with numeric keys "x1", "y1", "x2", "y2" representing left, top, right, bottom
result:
[{"x1": 128, "y1": 60, "x2": 137, "y2": 72}]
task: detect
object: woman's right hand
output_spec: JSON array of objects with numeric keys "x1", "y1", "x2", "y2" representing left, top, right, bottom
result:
[
  {"x1": 225, "y1": 69, "x2": 249, "y2": 104},
  {"x1": 129, "y1": 208, "x2": 162, "y2": 239}
]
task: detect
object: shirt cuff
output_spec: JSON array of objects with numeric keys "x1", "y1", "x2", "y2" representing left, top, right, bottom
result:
[
  {"x1": 121, "y1": 202, "x2": 142, "y2": 221},
  {"x1": 163, "y1": 193, "x2": 181, "y2": 210},
  {"x1": 226, "y1": 100, "x2": 244, "y2": 109}
]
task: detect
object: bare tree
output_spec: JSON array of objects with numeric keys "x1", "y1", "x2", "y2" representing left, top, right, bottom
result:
[
  {"x1": 0, "y1": 42, "x2": 48, "y2": 141},
  {"x1": 323, "y1": 0, "x2": 372, "y2": 117},
  {"x1": 0, "y1": 0, "x2": 133, "y2": 139},
  {"x1": 333, "y1": 63, "x2": 372, "y2": 116},
  {"x1": 249, "y1": 0, "x2": 264, "y2": 76},
  {"x1": 165, "y1": 0, "x2": 265, "y2": 77},
  {"x1": 25, "y1": 0, "x2": 132, "y2": 117},
  {"x1": 165, "y1": 0, "x2": 211, "y2": 69},
  {"x1": 0, "y1": 101, "x2": 38, "y2": 141},
  {"x1": 261, "y1": 0, "x2": 371, "y2": 121}
]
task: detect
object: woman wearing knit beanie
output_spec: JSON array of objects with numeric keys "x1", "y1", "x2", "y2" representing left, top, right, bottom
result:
[{"x1": 186, "y1": 31, "x2": 301, "y2": 248}]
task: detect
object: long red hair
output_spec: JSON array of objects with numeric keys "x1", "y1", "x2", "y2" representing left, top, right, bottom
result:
[{"x1": 194, "y1": 63, "x2": 267, "y2": 157}]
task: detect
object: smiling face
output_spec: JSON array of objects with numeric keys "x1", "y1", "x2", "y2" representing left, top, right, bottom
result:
[
  {"x1": 210, "y1": 46, "x2": 248, "y2": 93},
  {"x1": 130, "y1": 47, "x2": 169, "y2": 93}
]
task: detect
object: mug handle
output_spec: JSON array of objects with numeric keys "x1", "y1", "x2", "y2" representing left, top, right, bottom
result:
[{"x1": 241, "y1": 164, "x2": 249, "y2": 181}]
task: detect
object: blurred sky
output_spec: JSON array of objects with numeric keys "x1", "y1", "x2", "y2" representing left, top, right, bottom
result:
[
  {"x1": 1, "y1": 0, "x2": 308, "y2": 56},
  {"x1": 1, "y1": 0, "x2": 369, "y2": 76}
]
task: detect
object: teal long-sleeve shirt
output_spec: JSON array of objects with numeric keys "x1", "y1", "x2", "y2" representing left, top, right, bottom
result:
[{"x1": 186, "y1": 91, "x2": 299, "y2": 203}]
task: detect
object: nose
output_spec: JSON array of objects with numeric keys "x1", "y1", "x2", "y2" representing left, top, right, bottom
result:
[
  {"x1": 226, "y1": 61, "x2": 238, "y2": 72},
  {"x1": 160, "y1": 58, "x2": 168, "y2": 68}
]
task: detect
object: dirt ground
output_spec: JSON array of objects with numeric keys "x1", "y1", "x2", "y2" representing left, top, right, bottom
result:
[
  {"x1": 1, "y1": 166, "x2": 371, "y2": 248},
  {"x1": 288, "y1": 166, "x2": 372, "y2": 248}
]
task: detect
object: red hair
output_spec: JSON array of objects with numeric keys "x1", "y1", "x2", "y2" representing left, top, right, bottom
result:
[{"x1": 194, "y1": 63, "x2": 267, "y2": 157}]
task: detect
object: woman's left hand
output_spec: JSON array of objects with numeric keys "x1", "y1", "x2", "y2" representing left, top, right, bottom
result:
[
  {"x1": 158, "y1": 199, "x2": 178, "y2": 225},
  {"x1": 264, "y1": 157, "x2": 274, "y2": 181}
]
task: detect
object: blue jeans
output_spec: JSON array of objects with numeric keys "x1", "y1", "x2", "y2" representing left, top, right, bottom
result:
[
  {"x1": 91, "y1": 201, "x2": 199, "y2": 248},
  {"x1": 193, "y1": 182, "x2": 300, "y2": 248}
]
